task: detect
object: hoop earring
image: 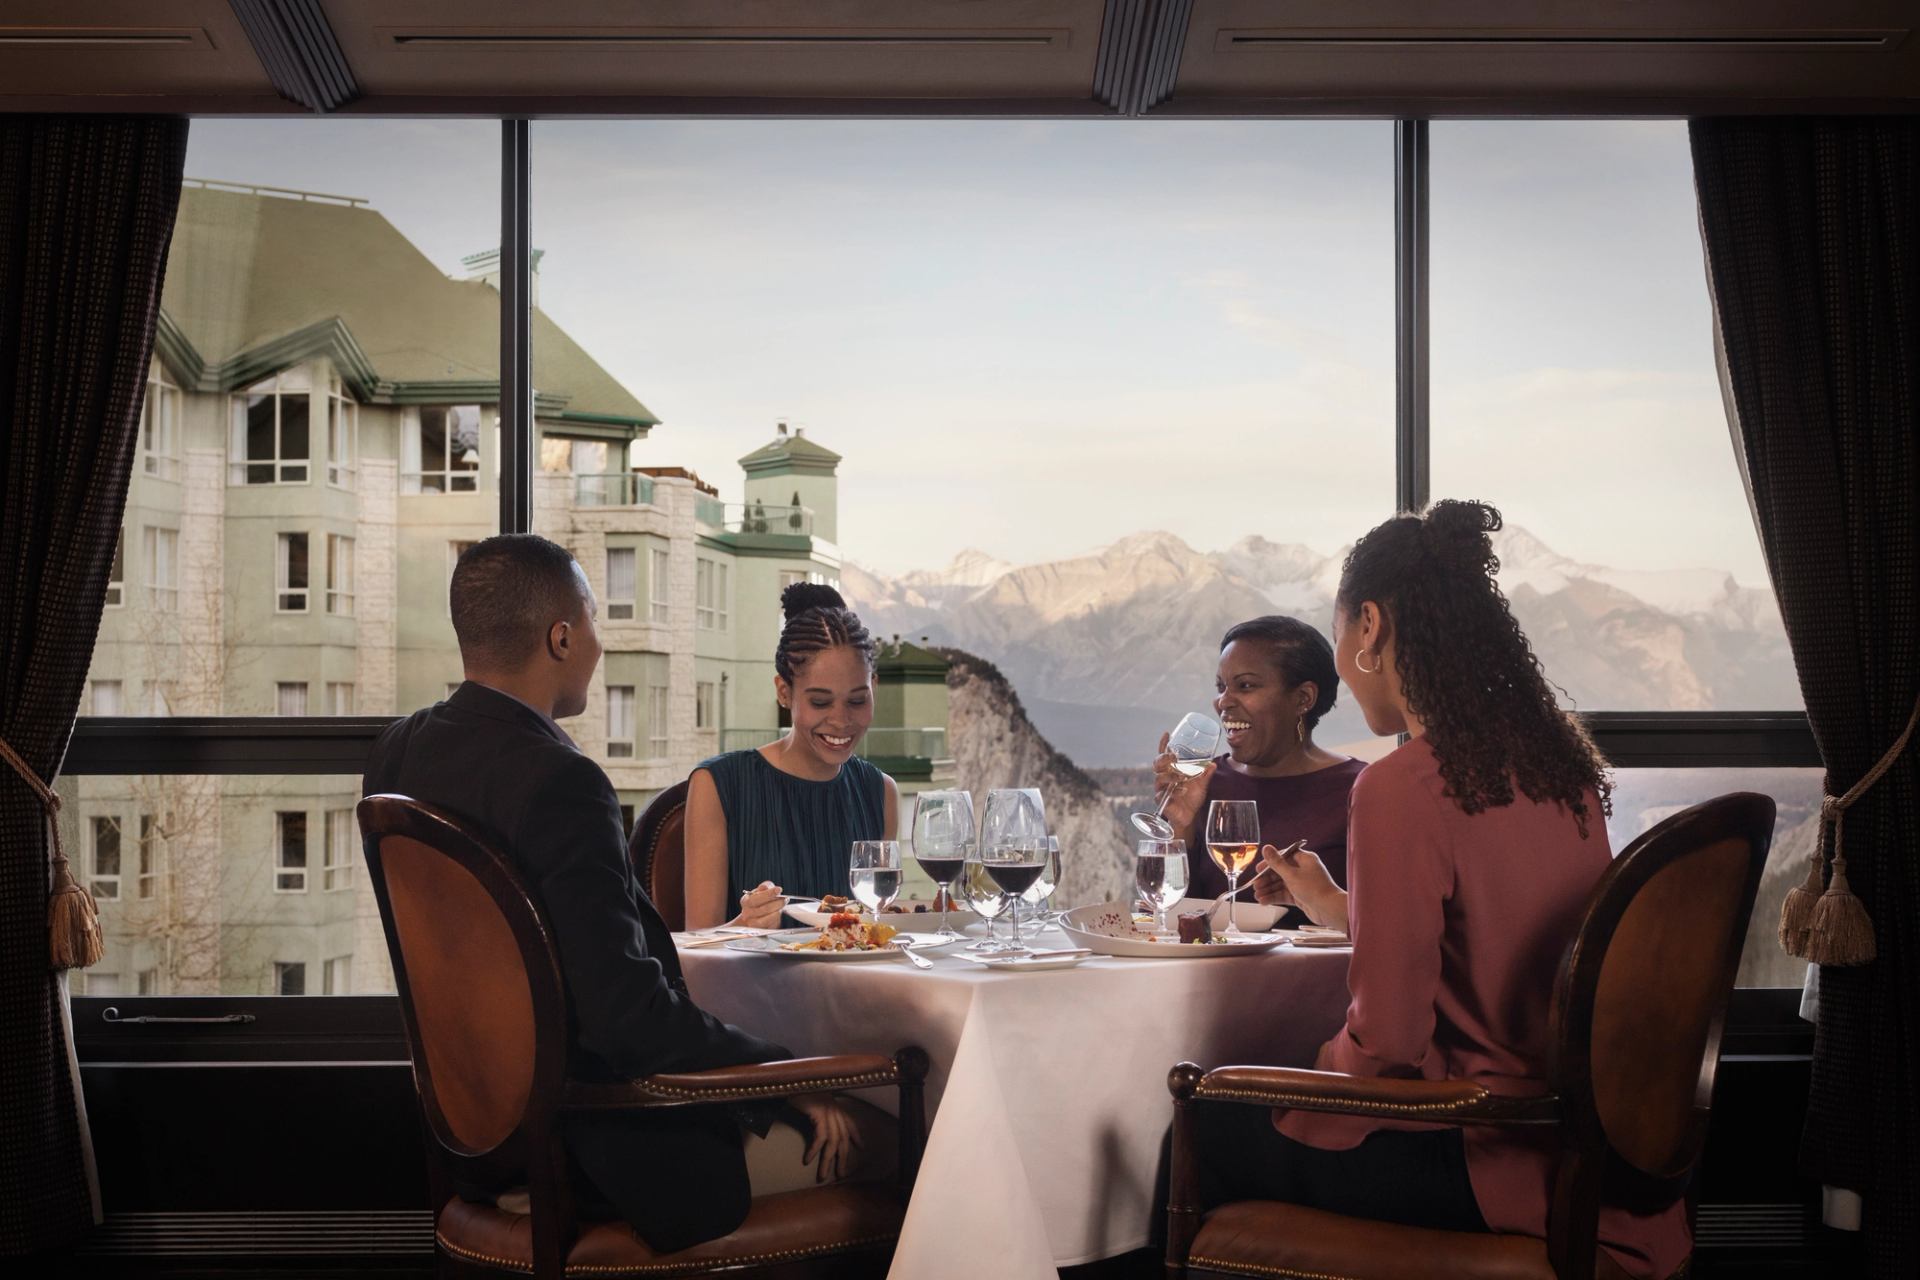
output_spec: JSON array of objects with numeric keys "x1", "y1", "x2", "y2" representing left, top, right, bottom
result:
[
  {"x1": 1355, "y1": 649, "x2": 1380, "y2": 675},
  {"x1": 1295, "y1": 719, "x2": 1306, "y2": 745}
]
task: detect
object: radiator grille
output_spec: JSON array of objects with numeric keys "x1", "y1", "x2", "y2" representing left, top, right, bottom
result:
[
  {"x1": 1695, "y1": 1202, "x2": 1809, "y2": 1250},
  {"x1": 80, "y1": 1210, "x2": 434, "y2": 1256}
]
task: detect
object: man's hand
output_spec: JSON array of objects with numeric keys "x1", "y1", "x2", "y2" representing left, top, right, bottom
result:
[
  {"x1": 790, "y1": 1093, "x2": 863, "y2": 1183},
  {"x1": 1153, "y1": 730, "x2": 1216, "y2": 840},
  {"x1": 729, "y1": 881, "x2": 785, "y2": 930},
  {"x1": 1259, "y1": 844, "x2": 1348, "y2": 932}
]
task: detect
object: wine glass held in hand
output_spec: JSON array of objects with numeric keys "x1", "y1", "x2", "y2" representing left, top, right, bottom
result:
[
  {"x1": 910, "y1": 789, "x2": 976, "y2": 940},
  {"x1": 849, "y1": 840, "x2": 903, "y2": 915},
  {"x1": 1132, "y1": 713, "x2": 1222, "y2": 840},
  {"x1": 1206, "y1": 799, "x2": 1261, "y2": 936},
  {"x1": 1134, "y1": 838, "x2": 1190, "y2": 933}
]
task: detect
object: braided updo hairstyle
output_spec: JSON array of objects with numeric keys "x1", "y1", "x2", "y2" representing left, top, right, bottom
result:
[
  {"x1": 1336, "y1": 499, "x2": 1611, "y2": 832},
  {"x1": 775, "y1": 582, "x2": 877, "y2": 682}
]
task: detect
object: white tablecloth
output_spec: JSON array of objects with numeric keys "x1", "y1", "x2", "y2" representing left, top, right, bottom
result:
[{"x1": 680, "y1": 930, "x2": 1351, "y2": 1279}]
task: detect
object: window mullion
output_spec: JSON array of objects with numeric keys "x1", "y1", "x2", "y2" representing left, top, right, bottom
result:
[
  {"x1": 1394, "y1": 119, "x2": 1430, "y2": 514},
  {"x1": 500, "y1": 118, "x2": 533, "y2": 534}
]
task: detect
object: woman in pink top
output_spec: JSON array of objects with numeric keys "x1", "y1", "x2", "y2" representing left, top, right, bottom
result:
[{"x1": 1186, "y1": 501, "x2": 1688, "y2": 1279}]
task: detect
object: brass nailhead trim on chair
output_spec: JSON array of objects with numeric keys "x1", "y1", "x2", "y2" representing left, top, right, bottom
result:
[
  {"x1": 636, "y1": 1070, "x2": 898, "y2": 1101},
  {"x1": 1189, "y1": 1256, "x2": 1362, "y2": 1280},
  {"x1": 1192, "y1": 1085, "x2": 1491, "y2": 1118},
  {"x1": 436, "y1": 1230, "x2": 898, "y2": 1275}
]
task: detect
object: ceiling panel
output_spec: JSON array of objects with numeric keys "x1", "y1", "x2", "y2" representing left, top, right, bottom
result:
[
  {"x1": 1167, "y1": 0, "x2": 1920, "y2": 113},
  {"x1": 321, "y1": 0, "x2": 1110, "y2": 102},
  {"x1": 0, "y1": 1, "x2": 280, "y2": 104}
]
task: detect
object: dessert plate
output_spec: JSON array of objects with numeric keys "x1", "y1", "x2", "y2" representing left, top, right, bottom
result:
[
  {"x1": 1060, "y1": 902, "x2": 1286, "y2": 959},
  {"x1": 784, "y1": 899, "x2": 957, "y2": 934}
]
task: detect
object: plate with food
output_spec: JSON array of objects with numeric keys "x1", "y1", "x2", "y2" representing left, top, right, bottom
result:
[
  {"x1": 785, "y1": 894, "x2": 959, "y2": 934},
  {"x1": 1059, "y1": 902, "x2": 1287, "y2": 959},
  {"x1": 725, "y1": 914, "x2": 954, "y2": 961},
  {"x1": 1168, "y1": 896, "x2": 1286, "y2": 934}
]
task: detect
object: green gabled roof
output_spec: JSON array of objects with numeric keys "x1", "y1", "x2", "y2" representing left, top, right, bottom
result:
[
  {"x1": 739, "y1": 431, "x2": 841, "y2": 475},
  {"x1": 156, "y1": 184, "x2": 657, "y2": 429}
]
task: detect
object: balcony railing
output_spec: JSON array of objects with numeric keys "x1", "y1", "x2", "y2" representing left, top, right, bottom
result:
[
  {"x1": 697, "y1": 501, "x2": 813, "y2": 537},
  {"x1": 718, "y1": 727, "x2": 948, "y2": 759},
  {"x1": 574, "y1": 473, "x2": 655, "y2": 507}
]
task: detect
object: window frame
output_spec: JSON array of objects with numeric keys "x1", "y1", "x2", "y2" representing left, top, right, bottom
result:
[
  {"x1": 323, "y1": 807, "x2": 355, "y2": 891},
  {"x1": 649, "y1": 546, "x2": 670, "y2": 624},
  {"x1": 89, "y1": 813, "x2": 123, "y2": 902},
  {"x1": 141, "y1": 361, "x2": 182, "y2": 481},
  {"x1": 105, "y1": 526, "x2": 125, "y2": 608},
  {"x1": 404, "y1": 404, "x2": 485, "y2": 494},
  {"x1": 606, "y1": 546, "x2": 637, "y2": 621},
  {"x1": 274, "y1": 809, "x2": 309, "y2": 894},
  {"x1": 144, "y1": 525, "x2": 178, "y2": 612},
  {"x1": 275, "y1": 531, "x2": 311, "y2": 613},
  {"x1": 326, "y1": 534, "x2": 355, "y2": 616},
  {"x1": 230, "y1": 370, "x2": 313, "y2": 486},
  {"x1": 67, "y1": 119, "x2": 1817, "y2": 1055},
  {"x1": 327, "y1": 376, "x2": 358, "y2": 490},
  {"x1": 606, "y1": 684, "x2": 636, "y2": 758}
]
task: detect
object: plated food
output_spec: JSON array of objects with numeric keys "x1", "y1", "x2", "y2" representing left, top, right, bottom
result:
[
  {"x1": 723, "y1": 923, "x2": 951, "y2": 962},
  {"x1": 786, "y1": 896, "x2": 952, "y2": 933},
  {"x1": 785, "y1": 912, "x2": 899, "y2": 953},
  {"x1": 1059, "y1": 902, "x2": 1287, "y2": 959}
]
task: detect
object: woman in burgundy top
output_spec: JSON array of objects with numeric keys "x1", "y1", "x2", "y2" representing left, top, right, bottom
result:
[
  {"x1": 1190, "y1": 501, "x2": 1688, "y2": 1280},
  {"x1": 1153, "y1": 615, "x2": 1365, "y2": 908}
]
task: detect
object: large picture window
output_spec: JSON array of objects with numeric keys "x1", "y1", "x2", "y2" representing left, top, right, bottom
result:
[{"x1": 230, "y1": 370, "x2": 311, "y2": 485}]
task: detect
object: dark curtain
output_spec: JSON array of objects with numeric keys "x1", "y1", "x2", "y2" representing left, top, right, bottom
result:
[
  {"x1": 0, "y1": 116, "x2": 188, "y2": 1255},
  {"x1": 1691, "y1": 118, "x2": 1919, "y2": 1278}
]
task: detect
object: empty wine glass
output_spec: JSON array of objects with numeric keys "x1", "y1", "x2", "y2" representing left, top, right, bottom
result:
[
  {"x1": 980, "y1": 837, "x2": 1048, "y2": 956},
  {"x1": 982, "y1": 787, "x2": 1047, "y2": 850},
  {"x1": 911, "y1": 790, "x2": 975, "y2": 939},
  {"x1": 1019, "y1": 834, "x2": 1063, "y2": 935},
  {"x1": 1132, "y1": 713, "x2": 1223, "y2": 839},
  {"x1": 1135, "y1": 838, "x2": 1190, "y2": 933},
  {"x1": 849, "y1": 841, "x2": 902, "y2": 915},
  {"x1": 1206, "y1": 799, "x2": 1261, "y2": 936},
  {"x1": 961, "y1": 851, "x2": 1012, "y2": 951}
]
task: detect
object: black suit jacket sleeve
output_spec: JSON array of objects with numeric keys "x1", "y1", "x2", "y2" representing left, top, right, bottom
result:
[{"x1": 521, "y1": 752, "x2": 788, "y2": 1078}]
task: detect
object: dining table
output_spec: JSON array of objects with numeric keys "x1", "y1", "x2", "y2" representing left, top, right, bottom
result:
[{"x1": 677, "y1": 923, "x2": 1353, "y2": 1280}]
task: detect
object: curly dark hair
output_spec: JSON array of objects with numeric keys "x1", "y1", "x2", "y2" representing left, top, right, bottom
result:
[
  {"x1": 774, "y1": 582, "x2": 877, "y2": 682},
  {"x1": 1335, "y1": 500, "x2": 1612, "y2": 832}
]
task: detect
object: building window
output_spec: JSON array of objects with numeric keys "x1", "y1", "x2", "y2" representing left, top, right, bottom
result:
[
  {"x1": 91, "y1": 680, "x2": 123, "y2": 715},
  {"x1": 646, "y1": 684, "x2": 669, "y2": 759},
  {"x1": 276, "y1": 681, "x2": 308, "y2": 716},
  {"x1": 141, "y1": 365, "x2": 181, "y2": 480},
  {"x1": 137, "y1": 815, "x2": 162, "y2": 900},
  {"x1": 89, "y1": 816, "x2": 122, "y2": 901},
  {"x1": 325, "y1": 682, "x2": 355, "y2": 715},
  {"x1": 276, "y1": 532, "x2": 310, "y2": 611},
  {"x1": 606, "y1": 548, "x2": 636, "y2": 620},
  {"x1": 695, "y1": 681, "x2": 717, "y2": 730},
  {"x1": 327, "y1": 378, "x2": 357, "y2": 488},
  {"x1": 649, "y1": 548, "x2": 670, "y2": 623},
  {"x1": 322, "y1": 956, "x2": 352, "y2": 995},
  {"x1": 403, "y1": 404, "x2": 483, "y2": 493},
  {"x1": 145, "y1": 681, "x2": 174, "y2": 715},
  {"x1": 323, "y1": 809, "x2": 355, "y2": 890},
  {"x1": 144, "y1": 527, "x2": 178, "y2": 611},
  {"x1": 607, "y1": 685, "x2": 635, "y2": 758},
  {"x1": 136, "y1": 968, "x2": 160, "y2": 995},
  {"x1": 105, "y1": 528, "x2": 125, "y2": 607},
  {"x1": 696, "y1": 559, "x2": 729, "y2": 631},
  {"x1": 326, "y1": 534, "x2": 355, "y2": 615},
  {"x1": 275, "y1": 811, "x2": 308, "y2": 892},
  {"x1": 230, "y1": 370, "x2": 311, "y2": 485},
  {"x1": 274, "y1": 961, "x2": 307, "y2": 996}
]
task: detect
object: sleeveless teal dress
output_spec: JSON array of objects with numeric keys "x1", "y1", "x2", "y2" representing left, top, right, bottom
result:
[{"x1": 694, "y1": 749, "x2": 888, "y2": 904}]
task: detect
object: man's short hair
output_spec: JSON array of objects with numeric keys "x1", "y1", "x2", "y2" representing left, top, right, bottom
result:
[{"x1": 449, "y1": 534, "x2": 588, "y2": 669}]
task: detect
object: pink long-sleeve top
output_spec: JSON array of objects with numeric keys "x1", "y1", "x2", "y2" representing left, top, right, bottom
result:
[{"x1": 1277, "y1": 736, "x2": 1689, "y2": 1280}]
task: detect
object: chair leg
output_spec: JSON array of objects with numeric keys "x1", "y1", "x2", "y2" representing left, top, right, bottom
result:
[
  {"x1": 1548, "y1": 1151, "x2": 1600, "y2": 1280},
  {"x1": 1165, "y1": 1063, "x2": 1206, "y2": 1280},
  {"x1": 894, "y1": 1045, "x2": 930, "y2": 1192},
  {"x1": 527, "y1": 1127, "x2": 578, "y2": 1280}
]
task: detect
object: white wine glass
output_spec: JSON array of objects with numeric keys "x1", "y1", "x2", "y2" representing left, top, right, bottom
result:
[
  {"x1": 1132, "y1": 713, "x2": 1223, "y2": 839},
  {"x1": 849, "y1": 840, "x2": 902, "y2": 915},
  {"x1": 911, "y1": 790, "x2": 974, "y2": 939},
  {"x1": 1205, "y1": 799, "x2": 1261, "y2": 936},
  {"x1": 1135, "y1": 838, "x2": 1190, "y2": 933}
]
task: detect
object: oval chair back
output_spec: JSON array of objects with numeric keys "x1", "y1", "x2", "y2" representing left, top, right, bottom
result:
[
  {"x1": 358, "y1": 794, "x2": 570, "y2": 1184},
  {"x1": 628, "y1": 779, "x2": 690, "y2": 931},
  {"x1": 1546, "y1": 791, "x2": 1774, "y2": 1268}
]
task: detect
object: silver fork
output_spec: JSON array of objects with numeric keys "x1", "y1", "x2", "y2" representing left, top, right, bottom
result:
[{"x1": 891, "y1": 938, "x2": 935, "y2": 969}]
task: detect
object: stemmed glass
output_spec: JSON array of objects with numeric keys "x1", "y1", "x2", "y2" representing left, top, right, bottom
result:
[
  {"x1": 1135, "y1": 838, "x2": 1190, "y2": 934},
  {"x1": 1205, "y1": 800, "x2": 1261, "y2": 936},
  {"x1": 972, "y1": 788, "x2": 1047, "y2": 952},
  {"x1": 849, "y1": 841, "x2": 903, "y2": 915},
  {"x1": 910, "y1": 790, "x2": 975, "y2": 940},
  {"x1": 980, "y1": 837, "x2": 1048, "y2": 956},
  {"x1": 1018, "y1": 835, "x2": 1063, "y2": 936},
  {"x1": 1131, "y1": 713, "x2": 1224, "y2": 839}
]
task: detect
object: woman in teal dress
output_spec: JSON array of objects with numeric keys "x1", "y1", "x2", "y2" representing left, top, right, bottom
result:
[{"x1": 683, "y1": 583, "x2": 900, "y2": 929}]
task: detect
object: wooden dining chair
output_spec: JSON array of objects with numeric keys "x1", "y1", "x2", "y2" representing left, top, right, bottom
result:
[
  {"x1": 1165, "y1": 791, "x2": 1776, "y2": 1280},
  {"x1": 359, "y1": 794, "x2": 928, "y2": 1280},
  {"x1": 629, "y1": 779, "x2": 690, "y2": 932}
]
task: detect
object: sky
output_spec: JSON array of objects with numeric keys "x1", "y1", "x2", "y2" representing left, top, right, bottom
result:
[{"x1": 183, "y1": 117, "x2": 1769, "y2": 585}]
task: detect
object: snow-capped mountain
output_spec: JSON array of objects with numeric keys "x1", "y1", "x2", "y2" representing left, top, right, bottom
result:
[{"x1": 846, "y1": 526, "x2": 1797, "y2": 767}]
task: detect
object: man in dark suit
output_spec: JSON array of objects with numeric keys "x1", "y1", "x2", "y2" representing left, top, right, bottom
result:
[{"x1": 364, "y1": 534, "x2": 861, "y2": 1252}]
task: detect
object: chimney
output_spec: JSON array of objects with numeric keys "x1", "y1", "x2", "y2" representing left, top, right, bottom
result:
[
  {"x1": 459, "y1": 248, "x2": 542, "y2": 307},
  {"x1": 776, "y1": 420, "x2": 789, "y2": 437}
]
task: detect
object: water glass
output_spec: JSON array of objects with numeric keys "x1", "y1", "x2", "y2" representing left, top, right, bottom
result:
[
  {"x1": 1134, "y1": 838, "x2": 1189, "y2": 933},
  {"x1": 849, "y1": 840, "x2": 903, "y2": 915}
]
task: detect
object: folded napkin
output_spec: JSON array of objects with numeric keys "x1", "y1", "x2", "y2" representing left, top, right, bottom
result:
[{"x1": 674, "y1": 927, "x2": 775, "y2": 949}]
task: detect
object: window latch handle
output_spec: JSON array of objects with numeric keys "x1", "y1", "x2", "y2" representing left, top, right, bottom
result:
[{"x1": 101, "y1": 1006, "x2": 257, "y2": 1025}]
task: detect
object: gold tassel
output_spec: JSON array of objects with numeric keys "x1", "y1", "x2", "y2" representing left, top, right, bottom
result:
[
  {"x1": 1, "y1": 733, "x2": 105, "y2": 971},
  {"x1": 1804, "y1": 822, "x2": 1876, "y2": 968},
  {"x1": 1777, "y1": 840, "x2": 1824, "y2": 960}
]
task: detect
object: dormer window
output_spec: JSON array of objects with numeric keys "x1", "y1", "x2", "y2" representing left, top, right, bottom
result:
[
  {"x1": 403, "y1": 405, "x2": 483, "y2": 494},
  {"x1": 230, "y1": 371, "x2": 311, "y2": 485}
]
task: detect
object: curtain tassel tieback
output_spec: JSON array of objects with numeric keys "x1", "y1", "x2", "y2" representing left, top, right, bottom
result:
[
  {"x1": 0, "y1": 735, "x2": 104, "y2": 971},
  {"x1": 1780, "y1": 693, "x2": 1919, "y2": 967}
]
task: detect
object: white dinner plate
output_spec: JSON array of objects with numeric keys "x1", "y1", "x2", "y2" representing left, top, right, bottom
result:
[
  {"x1": 1059, "y1": 902, "x2": 1287, "y2": 959},
  {"x1": 724, "y1": 927, "x2": 955, "y2": 961},
  {"x1": 784, "y1": 899, "x2": 958, "y2": 934}
]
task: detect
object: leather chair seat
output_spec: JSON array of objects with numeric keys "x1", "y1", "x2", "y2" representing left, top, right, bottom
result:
[
  {"x1": 437, "y1": 1182, "x2": 903, "y2": 1276},
  {"x1": 1187, "y1": 1201, "x2": 1637, "y2": 1280}
]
